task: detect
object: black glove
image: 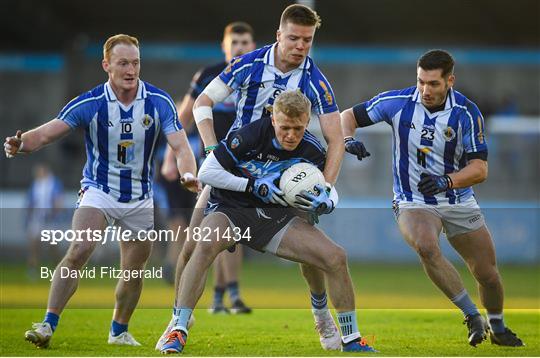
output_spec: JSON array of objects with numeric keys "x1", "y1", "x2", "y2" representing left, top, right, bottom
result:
[
  {"x1": 417, "y1": 173, "x2": 453, "y2": 196},
  {"x1": 344, "y1": 137, "x2": 371, "y2": 161}
]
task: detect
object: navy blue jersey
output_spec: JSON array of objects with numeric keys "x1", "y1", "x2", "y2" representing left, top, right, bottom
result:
[
  {"x1": 212, "y1": 117, "x2": 326, "y2": 208},
  {"x1": 188, "y1": 62, "x2": 236, "y2": 142}
]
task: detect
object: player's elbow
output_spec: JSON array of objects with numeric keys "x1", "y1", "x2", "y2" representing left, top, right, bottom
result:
[
  {"x1": 477, "y1": 161, "x2": 488, "y2": 183},
  {"x1": 193, "y1": 93, "x2": 213, "y2": 109},
  {"x1": 198, "y1": 159, "x2": 214, "y2": 187},
  {"x1": 341, "y1": 108, "x2": 357, "y2": 130}
]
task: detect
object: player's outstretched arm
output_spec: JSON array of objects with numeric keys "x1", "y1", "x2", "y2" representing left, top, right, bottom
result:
[
  {"x1": 341, "y1": 108, "x2": 358, "y2": 137},
  {"x1": 193, "y1": 77, "x2": 233, "y2": 152},
  {"x1": 4, "y1": 119, "x2": 71, "y2": 158},
  {"x1": 340, "y1": 108, "x2": 371, "y2": 161},
  {"x1": 318, "y1": 111, "x2": 345, "y2": 185},
  {"x1": 166, "y1": 130, "x2": 201, "y2": 193}
]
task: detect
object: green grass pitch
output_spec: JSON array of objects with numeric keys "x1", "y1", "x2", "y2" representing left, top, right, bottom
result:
[{"x1": 1, "y1": 262, "x2": 539, "y2": 356}]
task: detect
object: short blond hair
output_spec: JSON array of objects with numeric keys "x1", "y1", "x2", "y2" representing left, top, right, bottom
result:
[
  {"x1": 273, "y1": 90, "x2": 311, "y2": 121},
  {"x1": 103, "y1": 34, "x2": 139, "y2": 61}
]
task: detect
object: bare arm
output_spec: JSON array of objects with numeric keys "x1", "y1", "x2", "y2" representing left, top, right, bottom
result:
[
  {"x1": 4, "y1": 119, "x2": 71, "y2": 157},
  {"x1": 193, "y1": 77, "x2": 233, "y2": 149},
  {"x1": 318, "y1": 111, "x2": 345, "y2": 185},
  {"x1": 166, "y1": 130, "x2": 200, "y2": 192},
  {"x1": 161, "y1": 95, "x2": 196, "y2": 181},
  {"x1": 448, "y1": 159, "x2": 488, "y2": 188},
  {"x1": 340, "y1": 108, "x2": 358, "y2": 138}
]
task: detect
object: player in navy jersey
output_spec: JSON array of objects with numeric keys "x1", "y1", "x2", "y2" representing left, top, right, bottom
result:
[
  {"x1": 5, "y1": 34, "x2": 200, "y2": 349},
  {"x1": 160, "y1": 22, "x2": 256, "y2": 318},
  {"x1": 341, "y1": 49, "x2": 523, "y2": 347},
  {"x1": 160, "y1": 90, "x2": 376, "y2": 354},
  {"x1": 159, "y1": 5, "x2": 358, "y2": 352}
]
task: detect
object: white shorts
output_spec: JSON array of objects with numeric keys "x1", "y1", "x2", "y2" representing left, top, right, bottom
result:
[
  {"x1": 394, "y1": 196, "x2": 485, "y2": 238},
  {"x1": 77, "y1": 186, "x2": 154, "y2": 234}
]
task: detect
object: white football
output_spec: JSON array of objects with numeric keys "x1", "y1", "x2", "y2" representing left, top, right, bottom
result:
[{"x1": 279, "y1": 162, "x2": 326, "y2": 207}]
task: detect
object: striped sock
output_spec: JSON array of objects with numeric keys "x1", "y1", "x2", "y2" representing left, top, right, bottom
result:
[
  {"x1": 337, "y1": 311, "x2": 361, "y2": 344},
  {"x1": 43, "y1": 312, "x2": 59, "y2": 332},
  {"x1": 172, "y1": 307, "x2": 193, "y2": 334},
  {"x1": 310, "y1": 291, "x2": 328, "y2": 310},
  {"x1": 451, "y1": 289, "x2": 479, "y2": 317}
]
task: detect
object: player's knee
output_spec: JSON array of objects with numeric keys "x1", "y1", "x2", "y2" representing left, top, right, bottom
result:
[
  {"x1": 415, "y1": 241, "x2": 441, "y2": 263},
  {"x1": 475, "y1": 267, "x2": 501, "y2": 288},
  {"x1": 64, "y1": 245, "x2": 94, "y2": 268},
  {"x1": 321, "y1": 245, "x2": 347, "y2": 272}
]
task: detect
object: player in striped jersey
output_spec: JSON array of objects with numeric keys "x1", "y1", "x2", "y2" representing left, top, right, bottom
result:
[
  {"x1": 5, "y1": 34, "x2": 200, "y2": 349},
  {"x1": 158, "y1": 5, "x2": 358, "y2": 353},
  {"x1": 341, "y1": 49, "x2": 523, "y2": 347},
  {"x1": 160, "y1": 22, "x2": 257, "y2": 317}
]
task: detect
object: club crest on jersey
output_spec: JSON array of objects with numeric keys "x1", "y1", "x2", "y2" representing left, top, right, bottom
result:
[
  {"x1": 443, "y1": 126, "x2": 456, "y2": 142},
  {"x1": 118, "y1": 141, "x2": 135, "y2": 164},
  {"x1": 141, "y1": 114, "x2": 154, "y2": 129},
  {"x1": 231, "y1": 135, "x2": 242, "y2": 149},
  {"x1": 319, "y1": 80, "x2": 333, "y2": 106}
]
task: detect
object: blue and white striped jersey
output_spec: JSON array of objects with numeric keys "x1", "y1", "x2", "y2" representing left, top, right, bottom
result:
[
  {"x1": 354, "y1": 86, "x2": 487, "y2": 205},
  {"x1": 218, "y1": 43, "x2": 338, "y2": 132},
  {"x1": 58, "y1": 80, "x2": 182, "y2": 203}
]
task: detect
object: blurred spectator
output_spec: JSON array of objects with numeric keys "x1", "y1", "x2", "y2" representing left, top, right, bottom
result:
[{"x1": 25, "y1": 164, "x2": 63, "y2": 278}]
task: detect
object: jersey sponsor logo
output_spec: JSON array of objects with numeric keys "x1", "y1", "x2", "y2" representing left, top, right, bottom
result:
[
  {"x1": 443, "y1": 126, "x2": 456, "y2": 142},
  {"x1": 417, "y1": 147, "x2": 431, "y2": 168},
  {"x1": 141, "y1": 114, "x2": 154, "y2": 129},
  {"x1": 318, "y1": 80, "x2": 333, "y2": 106},
  {"x1": 118, "y1": 141, "x2": 135, "y2": 164},
  {"x1": 120, "y1": 116, "x2": 133, "y2": 123}
]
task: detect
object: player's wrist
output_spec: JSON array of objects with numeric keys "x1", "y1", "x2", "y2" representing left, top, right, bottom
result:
[
  {"x1": 443, "y1": 174, "x2": 454, "y2": 189},
  {"x1": 204, "y1": 145, "x2": 218, "y2": 156},
  {"x1": 245, "y1": 178, "x2": 255, "y2": 194}
]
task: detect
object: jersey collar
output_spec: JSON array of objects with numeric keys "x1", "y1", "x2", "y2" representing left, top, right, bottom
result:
[
  {"x1": 104, "y1": 79, "x2": 147, "y2": 102},
  {"x1": 265, "y1": 43, "x2": 311, "y2": 72}
]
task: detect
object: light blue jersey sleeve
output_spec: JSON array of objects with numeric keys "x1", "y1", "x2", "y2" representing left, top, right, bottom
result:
[
  {"x1": 361, "y1": 88, "x2": 415, "y2": 125},
  {"x1": 218, "y1": 53, "x2": 255, "y2": 91},
  {"x1": 152, "y1": 91, "x2": 183, "y2": 135},
  {"x1": 461, "y1": 100, "x2": 488, "y2": 154},
  {"x1": 57, "y1": 91, "x2": 101, "y2": 129},
  {"x1": 306, "y1": 65, "x2": 339, "y2": 115}
]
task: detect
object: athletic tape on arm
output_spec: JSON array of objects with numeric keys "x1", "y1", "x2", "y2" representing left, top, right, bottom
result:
[{"x1": 202, "y1": 77, "x2": 231, "y2": 104}]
